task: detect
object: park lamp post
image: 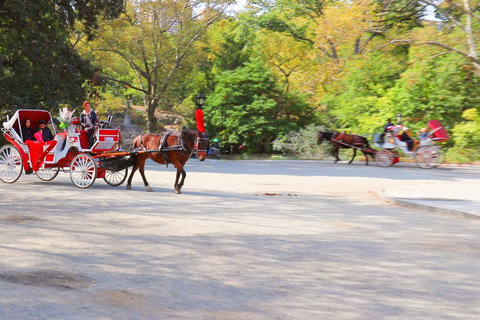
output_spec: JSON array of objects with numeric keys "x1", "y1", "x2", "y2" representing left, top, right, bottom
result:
[
  {"x1": 196, "y1": 93, "x2": 206, "y2": 108},
  {"x1": 124, "y1": 94, "x2": 133, "y2": 125}
]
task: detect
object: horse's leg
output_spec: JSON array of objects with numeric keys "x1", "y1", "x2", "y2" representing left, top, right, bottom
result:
[
  {"x1": 126, "y1": 163, "x2": 138, "y2": 190},
  {"x1": 138, "y1": 163, "x2": 153, "y2": 192},
  {"x1": 334, "y1": 145, "x2": 340, "y2": 163},
  {"x1": 126, "y1": 155, "x2": 152, "y2": 192},
  {"x1": 349, "y1": 148, "x2": 357, "y2": 164},
  {"x1": 362, "y1": 150, "x2": 369, "y2": 165},
  {"x1": 174, "y1": 168, "x2": 186, "y2": 194}
]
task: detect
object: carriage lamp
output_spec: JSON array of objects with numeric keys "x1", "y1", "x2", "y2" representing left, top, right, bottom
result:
[
  {"x1": 196, "y1": 93, "x2": 206, "y2": 107},
  {"x1": 396, "y1": 113, "x2": 403, "y2": 125}
]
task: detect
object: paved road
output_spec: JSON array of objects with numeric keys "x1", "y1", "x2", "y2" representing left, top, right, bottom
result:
[{"x1": 1, "y1": 160, "x2": 480, "y2": 319}]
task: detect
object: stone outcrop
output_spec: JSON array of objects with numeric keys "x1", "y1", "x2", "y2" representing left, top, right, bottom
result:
[{"x1": 119, "y1": 124, "x2": 143, "y2": 150}]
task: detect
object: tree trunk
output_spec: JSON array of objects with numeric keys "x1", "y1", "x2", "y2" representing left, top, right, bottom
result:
[
  {"x1": 145, "y1": 96, "x2": 159, "y2": 134},
  {"x1": 463, "y1": 0, "x2": 480, "y2": 77}
]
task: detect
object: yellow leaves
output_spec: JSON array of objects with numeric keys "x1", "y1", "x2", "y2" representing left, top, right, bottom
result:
[
  {"x1": 314, "y1": 0, "x2": 376, "y2": 55},
  {"x1": 462, "y1": 108, "x2": 480, "y2": 122}
]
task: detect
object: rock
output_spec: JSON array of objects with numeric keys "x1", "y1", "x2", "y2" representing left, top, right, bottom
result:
[{"x1": 119, "y1": 124, "x2": 143, "y2": 150}]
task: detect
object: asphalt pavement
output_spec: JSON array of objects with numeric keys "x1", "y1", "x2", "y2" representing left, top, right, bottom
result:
[
  {"x1": 378, "y1": 164, "x2": 480, "y2": 219},
  {"x1": 1, "y1": 159, "x2": 480, "y2": 319}
]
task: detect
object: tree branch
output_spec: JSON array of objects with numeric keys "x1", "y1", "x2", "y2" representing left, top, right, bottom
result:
[
  {"x1": 387, "y1": 39, "x2": 480, "y2": 64},
  {"x1": 101, "y1": 75, "x2": 149, "y2": 94}
]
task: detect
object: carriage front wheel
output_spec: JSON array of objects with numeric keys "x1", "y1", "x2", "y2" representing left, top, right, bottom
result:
[
  {"x1": 103, "y1": 168, "x2": 128, "y2": 186},
  {"x1": 375, "y1": 149, "x2": 395, "y2": 167},
  {"x1": 36, "y1": 167, "x2": 60, "y2": 181},
  {"x1": 415, "y1": 145, "x2": 442, "y2": 169},
  {"x1": 0, "y1": 144, "x2": 23, "y2": 183},
  {"x1": 70, "y1": 154, "x2": 97, "y2": 188}
]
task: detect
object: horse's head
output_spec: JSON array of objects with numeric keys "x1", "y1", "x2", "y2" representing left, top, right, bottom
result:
[
  {"x1": 195, "y1": 131, "x2": 209, "y2": 161},
  {"x1": 317, "y1": 131, "x2": 333, "y2": 144},
  {"x1": 317, "y1": 131, "x2": 325, "y2": 144}
]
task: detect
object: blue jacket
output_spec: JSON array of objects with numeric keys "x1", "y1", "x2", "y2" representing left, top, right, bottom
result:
[
  {"x1": 80, "y1": 110, "x2": 97, "y2": 128},
  {"x1": 43, "y1": 127, "x2": 54, "y2": 141}
]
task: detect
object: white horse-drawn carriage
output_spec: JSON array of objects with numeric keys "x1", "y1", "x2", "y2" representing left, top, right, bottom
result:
[
  {"x1": 373, "y1": 120, "x2": 449, "y2": 169},
  {"x1": 0, "y1": 109, "x2": 133, "y2": 188}
]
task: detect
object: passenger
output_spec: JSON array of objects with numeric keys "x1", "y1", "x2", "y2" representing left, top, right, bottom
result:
[
  {"x1": 21, "y1": 118, "x2": 34, "y2": 142},
  {"x1": 80, "y1": 100, "x2": 98, "y2": 146},
  {"x1": 419, "y1": 127, "x2": 430, "y2": 140},
  {"x1": 33, "y1": 126, "x2": 44, "y2": 143},
  {"x1": 400, "y1": 127, "x2": 414, "y2": 151},
  {"x1": 38, "y1": 119, "x2": 54, "y2": 142},
  {"x1": 384, "y1": 118, "x2": 394, "y2": 132}
]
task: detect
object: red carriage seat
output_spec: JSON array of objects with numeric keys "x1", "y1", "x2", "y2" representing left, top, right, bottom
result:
[{"x1": 79, "y1": 130, "x2": 89, "y2": 149}]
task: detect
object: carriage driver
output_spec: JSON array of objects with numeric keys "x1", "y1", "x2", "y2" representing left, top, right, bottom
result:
[{"x1": 80, "y1": 100, "x2": 98, "y2": 146}]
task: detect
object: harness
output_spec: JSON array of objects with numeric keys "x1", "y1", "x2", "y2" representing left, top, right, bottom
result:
[{"x1": 136, "y1": 131, "x2": 208, "y2": 167}]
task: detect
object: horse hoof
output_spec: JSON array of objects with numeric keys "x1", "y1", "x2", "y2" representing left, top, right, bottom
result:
[
  {"x1": 146, "y1": 185, "x2": 153, "y2": 192},
  {"x1": 174, "y1": 189, "x2": 181, "y2": 194},
  {"x1": 126, "y1": 185, "x2": 132, "y2": 190}
]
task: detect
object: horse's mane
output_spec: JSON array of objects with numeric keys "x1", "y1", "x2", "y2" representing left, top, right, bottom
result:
[
  {"x1": 179, "y1": 128, "x2": 198, "y2": 145},
  {"x1": 319, "y1": 131, "x2": 335, "y2": 140}
]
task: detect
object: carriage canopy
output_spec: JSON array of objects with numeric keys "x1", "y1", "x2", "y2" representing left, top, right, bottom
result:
[
  {"x1": 2, "y1": 109, "x2": 56, "y2": 142},
  {"x1": 427, "y1": 120, "x2": 449, "y2": 142}
]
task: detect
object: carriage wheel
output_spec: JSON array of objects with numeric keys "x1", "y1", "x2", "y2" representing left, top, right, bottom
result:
[
  {"x1": 0, "y1": 144, "x2": 23, "y2": 183},
  {"x1": 103, "y1": 168, "x2": 128, "y2": 187},
  {"x1": 375, "y1": 149, "x2": 394, "y2": 167},
  {"x1": 70, "y1": 154, "x2": 97, "y2": 188},
  {"x1": 415, "y1": 145, "x2": 442, "y2": 169},
  {"x1": 36, "y1": 167, "x2": 60, "y2": 181}
]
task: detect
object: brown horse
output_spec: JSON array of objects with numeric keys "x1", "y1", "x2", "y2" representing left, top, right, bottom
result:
[
  {"x1": 126, "y1": 129, "x2": 209, "y2": 193},
  {"x1": 317, "y1": 131, "x2": 376, "y2": 165}
]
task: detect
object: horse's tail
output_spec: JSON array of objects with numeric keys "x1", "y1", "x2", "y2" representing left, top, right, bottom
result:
[
  {"x1": 362, "y1": 136, "x2": 371, "y2": 148},
  {"x1": 132, "y1": 134, "x2": 144, "y2": 151}
]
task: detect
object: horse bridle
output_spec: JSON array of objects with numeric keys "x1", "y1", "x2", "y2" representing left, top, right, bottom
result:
[
  {"x1": 177, "y1": 133, "x2": 209, "y2": 155},
  {"x1": 193, "y1": 135, "x2": 209, "y2": 155}
]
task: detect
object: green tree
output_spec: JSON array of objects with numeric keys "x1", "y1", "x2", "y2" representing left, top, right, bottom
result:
[
  {"x1": 85, "y1": 0, "x2": 234, "y2": 133},
  {"x1": 388, "y1": 0, "x2": 480, "y2": 78},
  {"x1": 205, "y1": 58, "x2": 314, "y2": 154},
  {"x1": 0, "y1": 0, "x2": 124, "y2": 114}
]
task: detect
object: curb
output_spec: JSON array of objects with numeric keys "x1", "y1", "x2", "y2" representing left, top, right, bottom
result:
[{"x1": 376, "y1": 190, "x2": 480, "y2": 220}]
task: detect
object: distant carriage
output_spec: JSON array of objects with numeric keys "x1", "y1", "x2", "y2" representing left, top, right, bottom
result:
[
  {"x1": 318, "y1": 120, "x2": 449, "y2": 169},
  {"x1": 373, "y1": 120, "x2": 449, "y2": 169}
]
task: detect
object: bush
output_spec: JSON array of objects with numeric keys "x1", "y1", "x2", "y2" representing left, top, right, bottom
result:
[{"x1": 272, "y1": 124, "x2": 331, "y2": 159}]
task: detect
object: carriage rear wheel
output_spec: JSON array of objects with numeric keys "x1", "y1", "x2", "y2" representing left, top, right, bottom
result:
[
  {"x1": 36, "y1": 167, "x2": 60, "y2": 181},
  {"x1": 70, "y1": 154, "x2": 97, "y2": 188},
  {"x1": 103, "y1": 168, "x2": 128, "y2": 186},
  {"x1": 415, "y1": 145, "x2": 442, "y2": 169},
  {"x1": 0, "y1": 144, "x2": 23, "y2": 183},
  {"x1": 375, "y1": 149, "x2": 395, "y2": 167}
]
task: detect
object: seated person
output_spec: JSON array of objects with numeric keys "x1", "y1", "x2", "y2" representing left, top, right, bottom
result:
[
  {"x1": 38, "y1": 119, "x2": 54, "y2": 142},
  {"x1": 21, "y1": 118, "x2": 35, "y2": 142},
  {"x1": 419, "y1": 127, "x2": 430, "y2": 140},
  {"x1": 400, "y1": 127, "x2": 414, "y2": 150},
  {"x1": 208, "y1": 139, "x2": 220, "y2": 154},
  {"x1": 80, "y1": 100, "x2": 98, "y2": 146},
  {"x1": 383, "y1": 118, "x2": 394, "y2": 132},
  {"x1": 33, "y1": 127, "x2": 44, "y2": 143}
]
